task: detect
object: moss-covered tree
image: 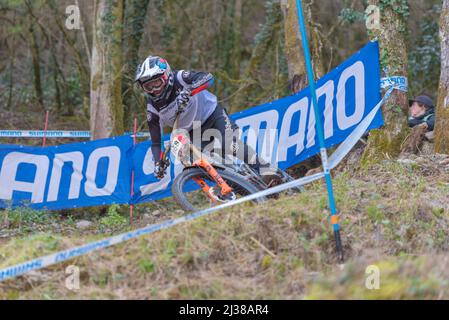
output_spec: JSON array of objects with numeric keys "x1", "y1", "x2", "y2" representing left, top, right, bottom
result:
[
  {"x1": 362, "y1": 0, "x2": 410, "y2": 161},
  {"x1": 122, "y1": 0, "x2": 151, "y2": 129},
  {"x1": 281, "y1": 0, "x2": 324, "y2": 93},
  {"x1": 434, "y1": 0, "x2": 449, "y2": 154},
  {"x1": 90, "y1": 0, "x2": 124, "y2": 139}
]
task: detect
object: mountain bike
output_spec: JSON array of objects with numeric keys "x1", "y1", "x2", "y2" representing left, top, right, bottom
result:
[{"x1": 159, "y1": 89, "x2": 301, "y2": 212}]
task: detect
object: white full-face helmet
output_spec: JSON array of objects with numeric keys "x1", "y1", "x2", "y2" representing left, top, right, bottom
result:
[{"x1": 135, "y1": 56, "x2": 174, "y2": 101}]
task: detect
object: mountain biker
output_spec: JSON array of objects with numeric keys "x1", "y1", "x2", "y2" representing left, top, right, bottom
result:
[{"x1": 135, "y1": 55, "x2": 271, "y2": 181}]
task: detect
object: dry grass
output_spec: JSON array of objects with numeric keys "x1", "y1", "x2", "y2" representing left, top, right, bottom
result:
[{"x1": 0, "y1": 156, "x2": 448, "y2": 299}]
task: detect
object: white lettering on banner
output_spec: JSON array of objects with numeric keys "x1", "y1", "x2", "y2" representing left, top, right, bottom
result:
[
  {"x1": 139, "y1": 146, "x2": 177, "y2": 195},
  {"x1": 322, "y1": 80, "x2": 336, "y2": 139},
  {"x1": 235, "y1": 110, "x2": 279, "y2": 164},
  {"x1": 336, "y1": 61, "x2": 365, "y2": 130},
  {"x1": 0, "y1": 56, "x2": 372, "y2": 208},
  {"x1": 84, "y1": 147, "x2": 120, "y2": 197},
  {"x1": 277, "y1": 97, "x2": 309, "y2": 162},
  {"x1": 47, "y1": 152, "x2": 84, "y2": 202},
  {"x1": 0, "y1": 152, "x2": 49, "y2": 203},
  {"x1": 232, "y1": 61, "x2": 365, "y2": 163},
  {"x1": 256, "y1": 128, "x2": 279, "y2": 164},
  {"x1": 306, "y1": 80, "x2": 336, "y2": 148}
]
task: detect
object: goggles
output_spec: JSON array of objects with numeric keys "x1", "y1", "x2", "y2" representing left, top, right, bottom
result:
[{"x1": 141, "y1": 74, "x2": 168, "y2": 95}]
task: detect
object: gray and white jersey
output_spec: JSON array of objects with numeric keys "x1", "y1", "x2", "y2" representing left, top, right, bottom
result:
[
  {"x1": 146, "y1": 89, "x2": 217, "y2": 131},
  {"x1": 146, "y1": 69, "x2": 218, "y2": 162}
]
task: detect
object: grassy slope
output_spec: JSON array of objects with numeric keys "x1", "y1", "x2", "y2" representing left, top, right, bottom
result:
[{"x1": 0, "y1": 157, "x2": 448, "y2": 299}]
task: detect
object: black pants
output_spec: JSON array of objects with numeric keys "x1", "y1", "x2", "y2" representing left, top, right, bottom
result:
[{"x1": 188, "y1": 105, "x2": 264, "y2": 172}]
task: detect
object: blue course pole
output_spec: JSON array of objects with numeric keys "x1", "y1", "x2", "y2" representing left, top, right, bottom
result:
[{"x1": 295, "y1": 0, "x2": 344, "y2": 262}]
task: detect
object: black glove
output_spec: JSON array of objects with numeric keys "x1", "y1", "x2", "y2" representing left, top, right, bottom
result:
[
  {"x1": 154, "y1": 160, "x2": 168, "y2": 179},
  {"x1": 176, "y1": 89, "x2": 191, "y2": 112}
]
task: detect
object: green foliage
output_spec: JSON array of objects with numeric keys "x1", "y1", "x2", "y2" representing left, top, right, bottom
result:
[
  {"x1": 4, "y1": 0, "x2": 27, "y2": 8},
  {"x1": 379, "y1": 0, "x2": 410, "y2": 19},
  {"x1": 91, "y1": 269, "x2": 112, "y2": 288},
  {"x1": 0, "y1": 207, "x2": 56, "y2": 233},
  {"x1": 339, "y1": 8, "x2": 365, "y2": 24},
  {"x1": 99, "y1": 204, "x2": 128, "y2": 230},
  {"x1": 66, "y1": 73, "x2": 83, "y2": 109},
  {"x1": 7, "y1": 25, "x2": 23, "y2": 35},
  {"x1": 408, "y1": 4, "x2": 441, "y2": 97},
  {"x1": 139, "y1": 259, "x2": 155, "y2": 273},
  {"x1": 367, "y1": 205, "x2": 386, "y2": 223},
  {"x1": 154, "y1": 0, "x2": 176, "y2": 48}
]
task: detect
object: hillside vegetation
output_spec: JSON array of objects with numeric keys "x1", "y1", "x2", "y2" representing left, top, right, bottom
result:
[{"x1": 0, "y1": 155, "x2": 448, "y2": 299}]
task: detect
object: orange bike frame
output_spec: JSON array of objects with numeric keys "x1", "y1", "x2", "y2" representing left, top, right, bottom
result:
[
  {"x1": 166, "y1": 131, "x2": 234, "y2": 198},
  {"x1": 192, "y1": 159, "x2": 233, "y2": 196}
]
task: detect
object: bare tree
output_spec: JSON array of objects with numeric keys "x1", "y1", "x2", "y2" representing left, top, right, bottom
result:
[
  {"x1": 281, "y1": 0, "x2": 324, "y2": 93},
  {"x1": 435, "y1": 0, "x2": 449, "y2": 154},
  {"x1": 362, "y1": 0, "x2": 410, "y2": 161},
  {"x1": 122, "y1": 0, "x2": 151, "y2": 128},
  {"x1": 90, "y1": 0, "x2": 125, "y2": 139}
]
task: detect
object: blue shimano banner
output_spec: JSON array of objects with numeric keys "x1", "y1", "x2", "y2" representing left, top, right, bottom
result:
[
  {"x1": 0, "y1": 41, "x2": 382, "y2": 210},
  {"x1": 0, "y1": 136, "x2": 133, "y2": 210},
  {"x1": 132, "y1": 41, "x2": 382, "y2": 204},
  {"x1": 231, "y1": 40, "x2": 382, "y2": 169}
]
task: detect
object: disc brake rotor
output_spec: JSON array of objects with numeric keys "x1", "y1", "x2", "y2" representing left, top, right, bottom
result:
[{"x1": 208, "y1": 187, "x2": 236, "y2": 203}]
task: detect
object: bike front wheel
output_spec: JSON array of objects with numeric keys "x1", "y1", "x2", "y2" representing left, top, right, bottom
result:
[{"x1": 171, "y1": 167, "x2": 265, "y2": 212}]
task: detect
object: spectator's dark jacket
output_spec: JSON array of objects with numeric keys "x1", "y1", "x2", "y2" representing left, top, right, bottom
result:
[{"x1": 408, "y1": 107, "x2": 435, "y2": 131}]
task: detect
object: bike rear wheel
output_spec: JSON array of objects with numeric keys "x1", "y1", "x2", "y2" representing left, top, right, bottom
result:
[{"x1": 171, "y1": 167, "x2": 264, "y2": 212}]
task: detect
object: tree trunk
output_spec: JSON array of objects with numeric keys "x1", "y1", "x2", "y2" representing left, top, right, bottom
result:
[
  {"x1": 434, "y1": 0, "x2": 449, "y2": 154},
  {"x1": 34, "y1": 17, "x2": 64, "y2": 113},
  {"x1": 122, "y1": 0, "x2": 151, "y2": 129},
  {"x1": 7, "y1": 59, "x2": 14, "y2": 110},
  {"x1": 25, "y1": 1, "x2": 45, "y2": 110},
  {"x1": 29, "y1": 24, "x2": 44, "y2": 110},
  {"x1": 90, "y1": 0, "x2": 125, "y2": 139},
  {"x1": 281, "y1": 0, "x2": 324, "y2": 93},
  {"x1": 7, "y1": 35, "x2": 15, "y2": 110},
  {"x1": 75, "y1": 0, "x2": 92, "y2": 68},
  {"x1": 280, "y1": 0, "x2": 325, "y2": 176},
  {"x1": 231, "y1": 0, "x2": 243, "y2": 79},
  {"x1": 52, "y1": 61, "x2": 62, "y2": 112},
  {"x1": 362, "y1": 0, "x2": 410, "y2": 162}
]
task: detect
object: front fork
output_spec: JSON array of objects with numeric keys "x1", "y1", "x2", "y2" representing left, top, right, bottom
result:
[
  {"x1": 192, "y1": 159, "x2": 233, "y2": 196},
  {"x1": 166, "y1": 135, "x2": 234, "y2": 199}
]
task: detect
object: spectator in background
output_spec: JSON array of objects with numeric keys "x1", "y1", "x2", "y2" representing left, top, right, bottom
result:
[
  {"x1": 408, "y1": 95, "x2": 435, "y2": 132},
  {"x1": 400, "y1": 95, "x2": 436, "y2": 155}
]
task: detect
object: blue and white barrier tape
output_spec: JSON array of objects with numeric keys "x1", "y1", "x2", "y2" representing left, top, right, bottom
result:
[
  {"x1": 0, "y1": 82, "x2": 404, "y2": 283},
  {"x1": 328, "y1": 86, "x2": 395, "y2": 170},
  {"x1": 1, "y1": 77, "x2": 406, "y2": 140},
  {"x1": 0, "y1": 130, "x2": 90, "y2": 138},
  {"x1": 0, "y1": 172, "x2": 325, "y2": 283},
  {"x1": 380, "y1": 76, "x2": 408, "y2": 92},
  {"x1": 0, "y1": 130, "x2": 151, "y2": 138}
]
